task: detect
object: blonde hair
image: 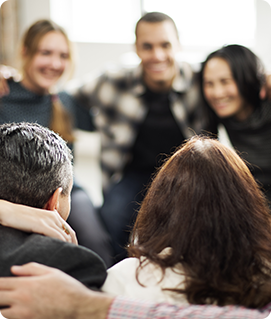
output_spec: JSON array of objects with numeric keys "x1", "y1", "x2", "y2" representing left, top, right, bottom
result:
[
  {"x1": 20, "y1": 19, "x2": 75, "y2": 143},
  {"x1": 21, "y1": 19, "x2": 74, "y2": 80}
]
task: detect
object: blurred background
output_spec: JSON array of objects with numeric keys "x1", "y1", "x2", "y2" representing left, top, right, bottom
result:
[
  {"x1": 1, "y1": 0, "x2": 271, "y2": 206},
  {"x1": 2, "y1": 0, "x2": 271, "y2": 78}
]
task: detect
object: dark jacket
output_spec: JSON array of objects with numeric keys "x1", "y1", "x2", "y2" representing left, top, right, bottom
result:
[{"x1": 0, "y1": 225, "x2": 107, "y2": 290}]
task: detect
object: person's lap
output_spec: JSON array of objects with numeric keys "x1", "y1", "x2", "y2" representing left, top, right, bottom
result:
[
  {"x1": 99, "y1": 171, "x2": 151, "y2": 264},
  {"x1": 68, "y1": 183, "x2": 114, "y2": 268}
]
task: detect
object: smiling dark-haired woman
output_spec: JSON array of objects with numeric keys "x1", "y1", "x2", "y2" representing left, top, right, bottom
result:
[{"x1": 200, "y1": 44, "x2": 271, "y2": 205}]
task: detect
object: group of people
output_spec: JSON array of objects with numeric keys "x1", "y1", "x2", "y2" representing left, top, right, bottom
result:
[{"x1": 0, "y1": 9, "x2": 270, "y2": 319}]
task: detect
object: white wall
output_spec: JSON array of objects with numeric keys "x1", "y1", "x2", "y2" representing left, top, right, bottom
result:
[
  {"x1": 17, "y1": 0, "x2": 271, "y2": 77},
  {"x1": 16, "y1": 0, "x2": 135, "y2": 80},
  {"x1": 254, "y1": 0, "x2": 271, "y2": 70},
  {"x1": 17, "y1": 0, "x2": 50, "y2": 37},
  {"x1": 73, "y1": 42, "x2": 134, "y2": 80}
]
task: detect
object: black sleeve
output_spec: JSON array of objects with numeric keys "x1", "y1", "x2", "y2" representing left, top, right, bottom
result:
[
  {"x1": 58, "y1": 91, "x2": 96, "y2": 132},
  {"x1": 45, "y1": 241, "x2": 107, "y2": 290},
  {"x1": 0, "y1": 230, "x2": 107, "y2": 291}
]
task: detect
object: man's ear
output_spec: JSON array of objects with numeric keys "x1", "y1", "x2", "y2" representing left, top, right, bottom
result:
[
  {"x1": 43, "y1": 187, "x2": 63, "y2": 211},
  {"x1": 134, "y1": 42, "x2": 139, "y2": 58}
]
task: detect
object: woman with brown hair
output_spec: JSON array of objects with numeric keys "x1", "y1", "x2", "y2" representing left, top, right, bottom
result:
[
  {"x1": 102, "y1": 136, "x2": 271, "y2": 308},
  {"x1": 0, "y1": 19, "x2": 76, "y2": 142}
]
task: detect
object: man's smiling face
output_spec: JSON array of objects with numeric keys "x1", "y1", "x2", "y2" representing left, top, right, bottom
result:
[{"x1": 135, "y1": 20, "x2": 181, "y2": 92}]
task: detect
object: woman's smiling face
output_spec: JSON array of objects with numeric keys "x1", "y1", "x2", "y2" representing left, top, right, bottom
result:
[
  {"x1": 22, "y1": 31, "x2": 70, "y2": 95},
  {"x1": 203, "y1": 57, "x2": 249, "y2": 121}
]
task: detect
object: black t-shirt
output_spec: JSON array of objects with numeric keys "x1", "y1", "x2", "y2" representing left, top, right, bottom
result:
[{"x1": 126, "y1": 88, "x2": 185, "y2": 173}]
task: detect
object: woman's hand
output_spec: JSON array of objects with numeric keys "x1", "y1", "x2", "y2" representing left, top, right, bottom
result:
[
  {"x1": 0, "y1": 66, "x2": 10, "y2": 97},
  {"x1": 0, "y1": 65, "x2": 21, "y2": 97},
  {"x1": 0, "y1": 200, "x2": 78, "y2": 244},
  {"x1": 260, "y1": 73, "x2": 271, "y2": 100}
]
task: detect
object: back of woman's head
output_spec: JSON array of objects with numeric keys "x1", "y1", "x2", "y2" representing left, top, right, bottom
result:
[
  {"x1": 200, "y1": 45, "x2": 265, "y2": 128},
  {"x1": 21, "y1": 19, "x2": 73, "y2": 78},
  {"x1": 129, "y1": 136, "x2": 271, "y2": 307}
]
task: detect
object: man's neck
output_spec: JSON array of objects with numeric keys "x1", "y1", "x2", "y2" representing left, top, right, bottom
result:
[
  {"x1": 143, "y1": 73, "x2": 176, "y2": 93},
  {"x1": 144, "y1": 79, "x2": 173, "y2": 93}
]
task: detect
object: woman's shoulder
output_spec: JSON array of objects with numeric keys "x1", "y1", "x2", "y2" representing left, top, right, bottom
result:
[
  {"x1": 260, "y1": 99, "x2": 271, "y2": 117},
  {"x1": 58, "y1": 90, "x2": 87, "y2": 118},
  {"x1": 248, "y1": 99, "x2": 271, "y2": 126},
  {"x1": 107, "y1": 257, "x2": 140, "y2": 275},
  {"x1": 102, "y1": 255, "x2": 188, "y2": 305},
  {"x1": 4, "y1": 80, "x2": 24, "y2": 97},
  {"x1": 58, "y1": 91, "x2": 74, "y2": 110},
  {"x1": 3, "y1": 80, "x2": 45, "y2": 101},
  {"x1": 102, "y1": 257, "x2": 140, "y2": 295}
]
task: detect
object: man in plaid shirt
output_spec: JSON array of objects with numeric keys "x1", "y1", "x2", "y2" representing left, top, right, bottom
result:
[{"x1": 70, "y1": 11, "x2": 205, "y2": 264}]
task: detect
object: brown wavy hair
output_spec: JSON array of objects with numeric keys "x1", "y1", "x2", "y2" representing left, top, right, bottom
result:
[
  {"x1": 21, "y1": 19, "x2": 74, "y2": 143},
  {"x1": 128, "y1": 136, "x2": 271, "y2": 308}
]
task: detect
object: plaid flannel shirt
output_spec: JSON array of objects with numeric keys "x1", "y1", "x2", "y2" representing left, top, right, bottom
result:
[{"x1": 72, "y1": 62, "x2": 203, "y2": 190}]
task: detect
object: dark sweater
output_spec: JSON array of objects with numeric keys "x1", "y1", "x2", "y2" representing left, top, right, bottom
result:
[
  {"x1": 0, "y1": 79, "x2": 92, "y2": 131},
  {"x1": 219, "y1": 101, "x2": 271, "y2": 203},
  {"x1": 0, "y1": 225, "x2": 107, "y2": 290}
]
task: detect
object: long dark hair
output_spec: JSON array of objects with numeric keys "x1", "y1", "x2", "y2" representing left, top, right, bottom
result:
[
  {"x1": 129, "y1": 136, "x2": 271, "y2": 308},
  {"x1": 199, "y1": 44, "x2": 266, "y2": 131}
]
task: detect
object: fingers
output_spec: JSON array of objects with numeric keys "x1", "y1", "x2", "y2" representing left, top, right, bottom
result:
[
  {"x1": 39, "y1": 211, "x2": 78, "y2": 244},
  {"x1": 0, "y1": 200, "x2": 78, "y2": 244},
  {"x1": 0, "y1": 65, "x2": 21, "y2": 81},
  {"x1": 10, "y1": 263, "x2": 54, "y2": 277},
  {"x1": 0, "y1": 292, "x2": 15, "y2": 318},
  {"x1": 43, "y1": 226, "x2": 72, "y2": 243},
  {"x1": 49, "y1": 212, "x2": 78, "y2": 245},
  {"x1": 0, "y1": 278, "x2": 16, "y2": 291},
  {"x1": 1, "y1": 308, "x2": 17, "y2": 319},
  {"x1": 63, "y1": 222, "x2": 78, "y2": 245},
  {"x1": 27, "y1": 208, "x2": 78, "y2": 244},
  {"x1": 39, "y1": 218, "x2": 73, "y2": 243},
  {"x1": 259, "y1": 87, "x2": 266, "y2": 100}
]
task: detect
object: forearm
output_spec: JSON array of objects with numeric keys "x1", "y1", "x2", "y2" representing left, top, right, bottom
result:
[
  {"x1": 108, "y1": 296, "x2": 270, "y2": 319},
  {"x1": 74, "y1": 290, "x2": 113, "y2": 319},
  {"x1": 0, "y1": 200, "x2": 18, "y2": 226},
  {"x1": 0, "y1": 263, "x2": 113, "y2": 319},
  {"x1": 108, "y1": 296, "x2": 152, "y2": 319}
]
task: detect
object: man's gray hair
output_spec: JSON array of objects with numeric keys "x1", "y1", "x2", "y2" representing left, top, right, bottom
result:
[{"x1": 0, "y1": 122, "x2": 73, "y2": 208}]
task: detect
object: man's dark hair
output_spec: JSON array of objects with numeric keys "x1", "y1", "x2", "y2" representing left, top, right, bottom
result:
[
  {"x1": 0, "y1": 122, "x2": 73, "y2": 208},
  {"x1": 135, "y1": 11, "x2": 179, "y2": 39}
]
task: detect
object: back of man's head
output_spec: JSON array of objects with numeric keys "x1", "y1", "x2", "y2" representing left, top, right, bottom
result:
[{"x1": 0, "y1": 122, "x2": 73, "y2": 208}]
